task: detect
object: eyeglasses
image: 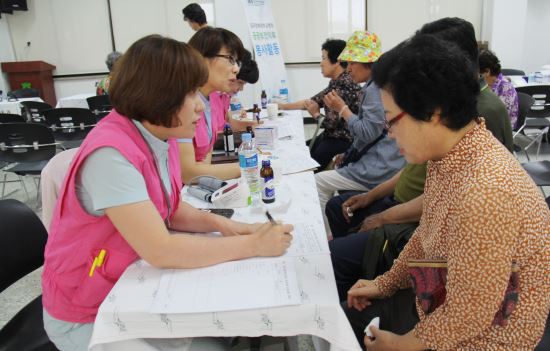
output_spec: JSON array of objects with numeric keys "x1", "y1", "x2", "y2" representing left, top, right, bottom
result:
[
  {"x1": 384, "y1": 111, "x2": 406, "y2": 131},
  {"x1": 213, "y1": 54, "x2": 242, "y2": 68}
]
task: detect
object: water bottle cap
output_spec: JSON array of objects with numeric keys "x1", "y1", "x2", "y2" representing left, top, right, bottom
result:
[
  {"x1": 262, "y1": 160, "x2": 271, "y2": 167},
  {"x1": 241, "y1": 133, "x2": 252, "y2": 142}
]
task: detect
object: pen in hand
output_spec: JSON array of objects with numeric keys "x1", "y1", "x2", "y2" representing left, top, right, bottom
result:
[{"x1": 265, "y1": 210, "x2": 277, "y2": 225}]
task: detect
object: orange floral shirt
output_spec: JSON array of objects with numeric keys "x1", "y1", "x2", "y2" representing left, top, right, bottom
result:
[{"x1": 374, "y1": 120, "x2": 550, "y2": 350}]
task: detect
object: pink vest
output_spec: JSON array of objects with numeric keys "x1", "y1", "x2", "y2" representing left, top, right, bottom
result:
[
  {"x1": 193, "y1": 92, "x2": 229, "y2": 161},
  {"x1": 42, "y1": 111, "x2": 182, "y2": 323}
]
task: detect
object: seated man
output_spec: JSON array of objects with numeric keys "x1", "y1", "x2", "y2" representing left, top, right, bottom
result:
[
  {"x1": 328, "y1": 163, "x2": 426, "y2": 301},
  {"x1": 326, "y1": 163, "x2": 426, "y2": 238}
]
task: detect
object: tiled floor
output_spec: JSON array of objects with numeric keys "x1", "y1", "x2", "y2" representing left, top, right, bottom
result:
[{"x1": 1, "y1": 129, "x2": 548, "y2": 350}]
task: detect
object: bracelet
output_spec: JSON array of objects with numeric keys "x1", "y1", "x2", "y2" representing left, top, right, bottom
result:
[{"x1": 339, "y1": 105, "x2": 348, "y2": 117}]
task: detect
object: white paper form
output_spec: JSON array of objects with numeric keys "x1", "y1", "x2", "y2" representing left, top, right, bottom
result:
[
  {"x1": 279, "y1": 152, "x2": 320, "y2": 175},
  {"x1": 150, "y1": 258, "x2": 300, "y2": 314},
  {"x1": 284, "y1": 222, "x2": 329, "y2": 257}
]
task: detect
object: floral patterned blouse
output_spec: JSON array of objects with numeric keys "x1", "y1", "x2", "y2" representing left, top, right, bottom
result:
[
  {"x1": 374, "y1": 120, "x2": 550, "y2": 350},
  {"x1": 491, "y1": 74, "x2": 519, "y2": 129},
  {"x1": 310, "y1": 71, "x2": 361, "y2": 142}
]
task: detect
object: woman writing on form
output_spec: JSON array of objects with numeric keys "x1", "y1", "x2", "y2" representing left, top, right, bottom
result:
[{"x1": 42, "y1": 35, "x2": 293, "y2": 351}]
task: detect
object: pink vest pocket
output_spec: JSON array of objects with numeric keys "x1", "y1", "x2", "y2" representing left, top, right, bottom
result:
[{"x1": 71, "y1": 248, "x2": 137, "y2": 309}]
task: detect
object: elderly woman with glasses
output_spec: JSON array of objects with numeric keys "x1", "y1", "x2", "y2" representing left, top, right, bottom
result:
[
  {"x1": 343, "y1": 34, "x2": 550, "y2": 351},
  {"x1": 178, "y1": 27, "x2": 245, "y2": 183}
]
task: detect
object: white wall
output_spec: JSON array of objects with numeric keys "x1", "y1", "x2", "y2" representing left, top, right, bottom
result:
[
  {"x1": 487, "y1": 0, "x2": 528, "y2": 70},
  {"x1": 0, "y1": 18, "x2": 16, "y2": 95},
  {"x1": 522, "y1": 0, "x2": 550, "y2": 73}
]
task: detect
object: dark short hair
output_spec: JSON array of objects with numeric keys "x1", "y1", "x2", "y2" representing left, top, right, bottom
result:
[
  {"x1": 478, "y1": 49, "x2": 501, "y2": 76},
  {"x1": 321, "y1": 39, "x2": 347, "y2": 69},
  {"x1": 182, "y1": 3, "x2": 206, "y2": 25},
  {"x1": 188, "y1": 27, "x2": 245, "y2": 60},
  {"x1": 109, "y1": 35, "x2": 208, "y2": 128},
  {"x1": 236, "y1": 49, "x2": 259, "y2": 84},
  {"x1": 418, "y1": 17, "x2": 478, "y2": 66},
  {"x1": 372, "y1": 34, "x2": 479, "y2": 131}
]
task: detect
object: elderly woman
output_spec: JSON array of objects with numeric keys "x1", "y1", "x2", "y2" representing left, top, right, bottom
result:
[
  {"x1": 42, "y1": 35, "x2": 293, "y2": 351},
  {"x1": 96, "y1": 51, "x2": 122, "y2": 95},
  {"x1": 314, "y1": 31, "x2": 404, "y2": 236},
  {"x1": 279, "y1": 39, "x2": 362, "y2": 170},
  {"x1": 344, "y1": 34, "x2": 549, "y2": 351},
  {"x1": 479, "y1": 49, "x2": 519, "y2": 129}
]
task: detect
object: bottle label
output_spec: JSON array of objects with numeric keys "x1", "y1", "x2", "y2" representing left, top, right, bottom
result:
[
  {"x1": 224, "y1": 134, "x2": 235, "y2": 152},
  {"x1": 262, "y1": 177, "x2": 275, "y2": 200},
  {"x1": 230, "y1": 101, "x2": 242, "y2": 112},
  {"x1": 239, "y1": 153, "x2": 258, "y2": 168},
  {"x1": 261, "y1": 98, "x2": 267, "y2": 109}
]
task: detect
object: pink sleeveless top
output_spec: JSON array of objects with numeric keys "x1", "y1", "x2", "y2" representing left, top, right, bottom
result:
[
  {"x1": 193, "y1": 92, "x2": 230, "y2": 161},
  {"x1": 42, "y1": 111, "x2": 182, "y2": 323}
]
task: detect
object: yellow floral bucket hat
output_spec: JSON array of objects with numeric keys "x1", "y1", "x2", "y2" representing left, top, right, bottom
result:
[{"x1": 338, "y1": 31, "x2": 382, "y2": 63}]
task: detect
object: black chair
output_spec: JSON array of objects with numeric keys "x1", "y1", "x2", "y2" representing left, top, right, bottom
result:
[
  {"x1": 86, "y1": 95, "x2": 112, "y2": 121},
  {"x1": 522, "y1": 160, "x2": 550, "y2": 197},
  {"x1": 0, "y1": 123, "x2": 58, "y2": 201},
  {"x1": 513, "y1": 92, "x2": 536, "y2": 160},
  {"x1": 42, "y1": 108, "x2": 96, "y2": 149},
  {"x1": 0, "y1": 199, "x2": 58, "y2": 351},
  {"x1": 8, "y1": 88, "x2": 40, "y2": 99},
  {"x1": 516, "y1": 85, "x2": 550, "y2": 153},
  {"x1": 500, "y1": 68, "x2": 525, "y2": 76},
  {"x1": 0, "y1": 113, "x2": 26, "y2": 123},
  {"x1": 20, "y1": 101, "x2": 53, "y2": 123}
]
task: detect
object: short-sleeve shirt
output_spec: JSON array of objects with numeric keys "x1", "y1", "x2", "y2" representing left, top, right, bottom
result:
[
  {"x1": 75, "y1": 120, "x2": 172, "y2": 216},
  {"x1": 393, "y1": 163, "x2": 427, "y2": 204},
  {"x1": 310, "y1": 71, "x2": 362, "y2": 142}
]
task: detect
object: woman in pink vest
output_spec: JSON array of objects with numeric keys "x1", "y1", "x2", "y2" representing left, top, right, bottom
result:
[
  {"x1": 42, "y1": 35, "x2": 293, "y2": 351},
  {"x1": 179, "y1": 27, "x2": 246, "y2": 184}
]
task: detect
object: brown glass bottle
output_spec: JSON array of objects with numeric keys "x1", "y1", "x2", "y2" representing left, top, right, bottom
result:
[{"x1": 260, "y1": 160, "x2": 275, "y2": 203}]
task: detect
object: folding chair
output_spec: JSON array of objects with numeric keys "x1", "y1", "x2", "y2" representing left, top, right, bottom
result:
[
  {"x1": 515, "y1": 86, "x2": 550, "y2": 160},
  {"x1": 0, "y1": 199, "x2": 59, "y2": 351},
  {"x1": 0, "y1": 123, "x2": 58, "y2": 202},
  {"x1": 86, "y1": 94, "x2": 112, "y2": 121},
  {"x1": 42, "y1": 108, "x2": 96, "y2": 150},
  {"x1": 0, "y1": 113, "x2": 26, "y2": 123},
  {"x1": 20, "y1": 101, "x2": 53, "y2": 123}
]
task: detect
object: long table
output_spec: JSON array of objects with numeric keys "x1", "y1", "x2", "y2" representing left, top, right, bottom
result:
[{"x1": 88, "y1": 110, "x2": 361, "y2": 351}]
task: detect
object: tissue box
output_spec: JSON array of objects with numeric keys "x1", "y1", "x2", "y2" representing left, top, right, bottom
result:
[{"x1": 254, "y1": 126, "x2": 278, "y2": 150}]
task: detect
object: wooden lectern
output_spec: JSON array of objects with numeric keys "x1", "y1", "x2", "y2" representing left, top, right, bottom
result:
[{"x1": 1, "y1": 60, "x2": 57, "y2": 106}]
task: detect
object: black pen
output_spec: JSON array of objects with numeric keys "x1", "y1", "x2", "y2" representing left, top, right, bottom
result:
[{"x1": 265, "y1": 210, "x2": 277, "y2": 225}]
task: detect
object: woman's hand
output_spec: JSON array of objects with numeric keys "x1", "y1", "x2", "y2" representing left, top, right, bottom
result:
[
  {"x1": 347, "y1": 279, "x2": 383, "y2": 311},
  {"x1": 364, "y1": 327, "x2": 401, "y2": 351},
  {"x1": 342, "y1": 193, "x2": 372, "y2": 222},
  {"x1": 304, "y1": 99, "x2": 321, "y2": 118},
  {"x1": 323, "y1": 90, "x2": 346, "y2": 112},
  {"x1": 252, "y1": 222, "x2": 294, "y2": 257},
  {"x1": 333, "y1": 153, "x2": 345, "y2": 168}
]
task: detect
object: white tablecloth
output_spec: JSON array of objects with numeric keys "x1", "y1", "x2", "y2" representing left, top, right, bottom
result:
[
  {"x1": 0, "y1": 97, "x2": 43, "y2": 115},
  {"x1": 55, "y1": 93, "x2": 95, "y2": 109},
  {"x1": 88, "y1": 110, "x2": 361, "y2": 351}
]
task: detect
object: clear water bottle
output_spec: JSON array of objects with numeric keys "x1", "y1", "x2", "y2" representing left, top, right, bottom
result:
[
  {"x1": 229, "y1": 95, "x2": 242, "y2": 118},
  {"x1": 238, "y1": 133, "x2": 260, "y2": 203},
  {"x1": 279, "y1": 79, "x2": 288, "y2": 103},
  {"x1": 534, "y1": 72, "x2": 543, "y2": 83}
]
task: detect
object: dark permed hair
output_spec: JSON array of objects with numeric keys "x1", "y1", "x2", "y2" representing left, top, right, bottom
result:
[
  {"x1": 478, "y1": 49, "x2": 501, "y2": 76},
  {"x1": 321, "y1": 39, "x2": 347, "y2": 69},
  {"x1": 372, "y1": 34, "x2": 479, "y2": 131}
]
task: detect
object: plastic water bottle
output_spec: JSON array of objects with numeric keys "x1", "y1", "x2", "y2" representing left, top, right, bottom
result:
[
  {"x1": 238, "y1": 133, "x2": 260, "y2": 203},
  {"x1": 279, "y1": 80, "x2": 288, "y2": 103},
  {"x1": 534, "y1": 72, "x2": 544, "y2": 83},
  {"x1": 229, "y1": 95, "x2": 242, "y2": 118}
]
